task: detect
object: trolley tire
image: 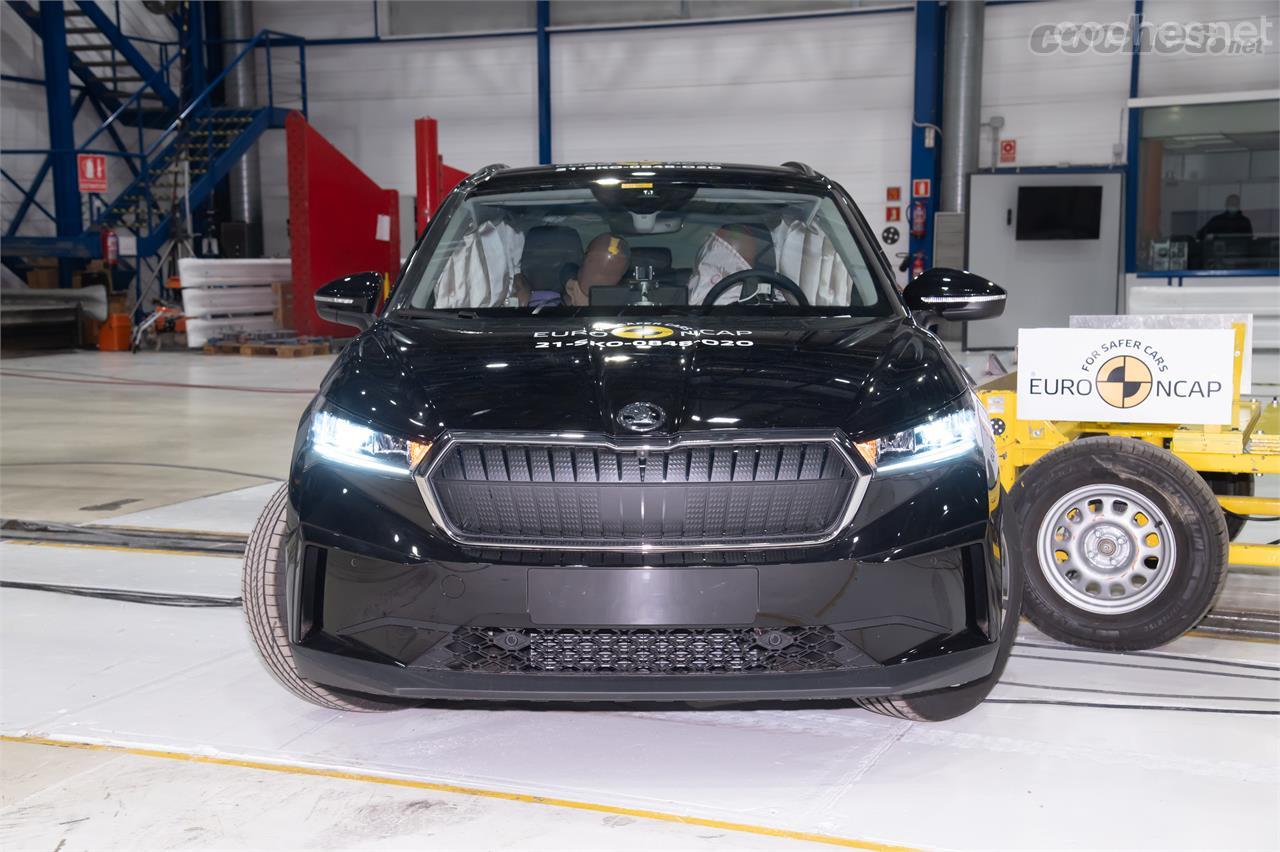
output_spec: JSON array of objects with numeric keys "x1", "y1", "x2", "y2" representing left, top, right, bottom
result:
[
  {"x1": 242, "y1": 485, "x2": 409, "y2": 712},
  {"x1": 1202, "y1": 472, "x2": 1254, "y2": 541},
  {"x1": 859, "y1": 541, "x2": 1022, "y2": 722},
  {"x1": 1009, "y1": 437, "x2": 1228, "y2": 652}
]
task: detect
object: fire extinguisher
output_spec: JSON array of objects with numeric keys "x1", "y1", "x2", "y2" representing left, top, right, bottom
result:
[
  {"x1": 909, "y1": 200, "x2": 927, "y2": 240},
  {"x1": 100, "y1": 228, "x2": 119, "y2": 267},
  {"x1": 911, "y1": 251, "x2": 926, "y2": 278}
]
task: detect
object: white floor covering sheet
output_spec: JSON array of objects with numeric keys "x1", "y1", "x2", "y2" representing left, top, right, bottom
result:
[
  {"x1": 96, "y1": 481, "x2": 284, "y2": 535},
  {"x1": 2, "y1": 491, "x2": 1279, "y2": 850}
]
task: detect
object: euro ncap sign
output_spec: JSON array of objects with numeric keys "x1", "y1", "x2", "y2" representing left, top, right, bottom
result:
[{"x1": 1016, "y1": 328, "x2": 1236, "y2": 425}]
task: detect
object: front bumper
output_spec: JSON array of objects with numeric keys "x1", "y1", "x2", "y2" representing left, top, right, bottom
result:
[
  {"x1": 285, "y1": 433, "x2": 1005, "y2": 703},
  {"x1": 286, "y1": 534, "x2": 1004, "y2": 702}
]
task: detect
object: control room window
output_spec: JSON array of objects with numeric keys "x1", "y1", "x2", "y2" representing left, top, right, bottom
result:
[{"x1": 1135, "y1": 99, "x2": 1279, "y2": 272}]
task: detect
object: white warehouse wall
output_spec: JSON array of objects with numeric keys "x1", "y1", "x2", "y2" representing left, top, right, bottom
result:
[
  {"x1": 978, "y1": 0, "x2": 1279, "y2": 170},
  {"x1": 249, "y1": 0, "x2": 1277, "y2": 258},
  {"x1": 979, "y1": 0, "x2": 1133, "y2": 169},
  {"x1": 550, "y1": 10, "x2": 916, "y2": 251},
  {"x1": 250, "y1": 4, "x2": 915, "y2": 260},
  {"x1": 252, "y1": 2, "x2": 538, "y2": 256},
  {"x1": 1139, "y1": 0, "x2": 1280, "y2": 98}
]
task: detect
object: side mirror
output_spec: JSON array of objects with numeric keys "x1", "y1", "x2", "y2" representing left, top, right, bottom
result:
[
  {"x1": 314, "y1": 271, "x2": 383, "y2": 330},
  {"x1": 903, "y1": 267, "x2": 1006, "y2": 321}
]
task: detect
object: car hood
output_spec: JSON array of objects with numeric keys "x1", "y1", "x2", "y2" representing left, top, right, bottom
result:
[{"x1": 320, "y1": 314, "x2": 968, "y2": 442}]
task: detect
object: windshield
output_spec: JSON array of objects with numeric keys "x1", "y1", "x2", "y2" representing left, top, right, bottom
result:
[{"x1": 392, "y1": 181, "x2": 895, "y2": 318}]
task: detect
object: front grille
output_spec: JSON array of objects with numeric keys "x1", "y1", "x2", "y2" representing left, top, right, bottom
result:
[
  {"x1": 444, "y1": 626, "x2": 855, "y2": 674},
  {"x1": 423, "y1": 438, "x2": 859, "y2": 549}
]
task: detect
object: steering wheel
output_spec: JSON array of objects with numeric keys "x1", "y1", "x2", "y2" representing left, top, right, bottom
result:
[{"x1": 701, "y1": 269, "x2": 809, "y2": 307}]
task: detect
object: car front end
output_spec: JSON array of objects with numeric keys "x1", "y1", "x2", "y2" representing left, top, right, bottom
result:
[
  {"x1": 283, "y1": 322, "x2": 1007, "y2": 703},
  {"x1": 261, "y1": 162, "x2": 1011, "y2": 708}
]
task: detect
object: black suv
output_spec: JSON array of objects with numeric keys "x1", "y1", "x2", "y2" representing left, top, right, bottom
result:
[{"x1": 244, "y1": 162, "x2": 1015, "y2": 721}]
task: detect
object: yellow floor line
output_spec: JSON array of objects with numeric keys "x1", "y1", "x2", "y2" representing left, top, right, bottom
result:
[
  {"x1": 1184, "y1": 629, "x2": 1279, "y2": 645},
  {"x1": 0, "y1": 539, "x2": 236, "y2": 559},
  {"x1": 1, "y1": 734, "x2": 914, "y2": 852}
]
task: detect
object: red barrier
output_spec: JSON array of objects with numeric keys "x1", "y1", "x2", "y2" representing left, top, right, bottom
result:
[
  {"x1": 414, "y1": 117, "x2": 467, "y2": 235},
  {"x1": 287, "y1": 111, "x2": 400, "y2": 336}
]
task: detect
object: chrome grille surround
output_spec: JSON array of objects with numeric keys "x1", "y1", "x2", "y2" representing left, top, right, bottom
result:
[{"x1": 414, "y1": 431, "x2": 870, "y2": 552}]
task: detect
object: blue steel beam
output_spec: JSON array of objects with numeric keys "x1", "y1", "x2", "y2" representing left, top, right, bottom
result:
[
  {"x1": 3, "y1": 156, "x2": 53, "y2": 238},
  {"x1": 1, "y1": 88, "x2": 85, "y2": 238},
  {"x1": 0, "y1": 168, "x2": 55, "y2": 225},
  {"x1": 39, "y1": 2, "x2": 82, "y2": 284},
  {"x1": 535, "y1": 0, "x2": 551, "y2": 165},
  {"x1": 908, "y1": 0, "x2": 945, "y2": 271},
  {"x1": 1123, "y1": 0, "x2": 1144, "y2": 273},
  {"x1": 84, "y1": 94, "x2": 141, "y2": 180},
  {"x1": 183, "y1": 0, "x2": 206, "y2": 100},
  {"x1": 5, "y1": 1, "x2": 157, "y2": 118},
  {"x1": 74, "y1": 0, "x2": 181, "y2": 111},
  {"x1": 0, "y1": 235, "x2": 100, "y2": 258}
]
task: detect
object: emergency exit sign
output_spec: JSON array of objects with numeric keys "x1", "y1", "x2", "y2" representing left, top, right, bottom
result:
[{"x1": 77, "y1": 154, "x2": 107, "y2": 193}]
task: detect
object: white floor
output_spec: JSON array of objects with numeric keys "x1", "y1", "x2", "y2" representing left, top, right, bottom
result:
[
  {"x1": 2, "y1": 350, "x2": 1278, "y2": 851},
  {"x1": 1, "y1": 485, "x2": 1278, "y2": 851}
]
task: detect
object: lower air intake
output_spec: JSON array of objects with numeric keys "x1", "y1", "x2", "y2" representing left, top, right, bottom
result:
[{"x1": 444, "y1": 626, "x2": 855, "y2": 674}]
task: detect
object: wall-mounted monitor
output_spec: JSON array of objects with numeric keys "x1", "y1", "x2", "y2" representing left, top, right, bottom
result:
[{"x1": 1016, "y1": 185, "x2": 1103, "y2": 240}]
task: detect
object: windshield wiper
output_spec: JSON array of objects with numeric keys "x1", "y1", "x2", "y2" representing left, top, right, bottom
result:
[{"x1": 390, "y1": 307, "x2": 480, "y2": 320}]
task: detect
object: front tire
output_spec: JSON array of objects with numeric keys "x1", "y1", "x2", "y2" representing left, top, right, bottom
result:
[
  {"x1": 242, "y1": 485, "x2": 408, "y2": 712},
  {"x1": 859, "y1": 537, "x2": 1022, "y2": 722},
  {"x1": 1009, "y1": 437, "x2": 1228, "y2": 651}
]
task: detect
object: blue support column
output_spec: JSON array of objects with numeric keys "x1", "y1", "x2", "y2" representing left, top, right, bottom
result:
[
  {"x1": 39, "y1": 2, "x2": 81, "y2": 286},
  {"x1": 536, "y1": 0, "x2": 552, "y2": 165},
  {"x1": 186, "y1": 0, "x2": 206, "y2": 98},
  {"x1": 1123, "y1": 0, "x2": 1144, "y2": 273},
  {"x1": 908, "y1": 0, "x2": 944, "y2": 272}
]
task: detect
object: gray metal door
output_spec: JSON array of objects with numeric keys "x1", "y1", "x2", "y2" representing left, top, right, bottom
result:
[{"x1": 965, "y1": 172, "x2": 1123, "y2": 349}]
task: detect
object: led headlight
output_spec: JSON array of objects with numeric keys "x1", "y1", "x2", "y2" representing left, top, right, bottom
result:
[
  {"x1": 855, "y1": 397, "x2": 986, "y2": 475},
  {"x1": 310, "y1": 409, "x2": 431, "y2": 476}
]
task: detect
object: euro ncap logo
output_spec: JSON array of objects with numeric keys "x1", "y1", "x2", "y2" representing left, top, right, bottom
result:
[
  {"x1": 1096, "y1": 355, "x2": 1153, "y2": 409},
  {"x1": 611, "y1": 324, "x2": 674, "y2": 340}
]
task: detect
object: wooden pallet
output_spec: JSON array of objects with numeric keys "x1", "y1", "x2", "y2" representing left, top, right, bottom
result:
[{"x1": 203, "y1": 339, "x2": 330, "y2": 358}]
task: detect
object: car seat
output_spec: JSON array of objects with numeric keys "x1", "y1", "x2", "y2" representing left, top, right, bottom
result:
[{"x1": 519, "y1": 225, "x2": 583, "y2": 303}]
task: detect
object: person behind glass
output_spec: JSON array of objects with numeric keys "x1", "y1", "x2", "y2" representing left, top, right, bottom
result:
[
  {"x1": 1198, "y1": 194, "x2": 1253, "y2": 239},
  {"x1": 509, "y1": 233, "x2": 631, "y2": 307},
  {"x1": 563, "y1": 234, "x2": 631, "y2": 306}
]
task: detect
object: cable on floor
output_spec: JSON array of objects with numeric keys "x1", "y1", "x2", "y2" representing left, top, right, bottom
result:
[
  {"x1": 0, "y1": 580, "x2": 241, "y2": 608},
  {"x1": 986, "y1": 698, "x2": 1280, "y2": 715}
]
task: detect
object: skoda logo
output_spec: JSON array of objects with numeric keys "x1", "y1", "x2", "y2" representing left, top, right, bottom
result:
[
  {"x1": 1096, "y1": 355, "x2": 1153, "y2": 409},
  {"x1": 617, "y1": 401, "x2": 666, "y2": 433}
]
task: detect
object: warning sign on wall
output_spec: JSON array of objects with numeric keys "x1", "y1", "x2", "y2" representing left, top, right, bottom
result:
[
  {"x1": 78, "y1": 154, "x2": 107, "y2": 194},
  {"x1": 911, "y1": 178, "x2": 930, "y2": 198},
  {"x1": 999, "y1": 139, "x2": 1017, "y2": 164},
  {"x1": 885, "y1": 206, "x2": 901, "y2": 222}
]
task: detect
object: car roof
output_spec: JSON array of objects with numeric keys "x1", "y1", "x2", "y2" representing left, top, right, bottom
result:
[{"x1": 468, "y1": 162, "x2": 834, "y2": 194}]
